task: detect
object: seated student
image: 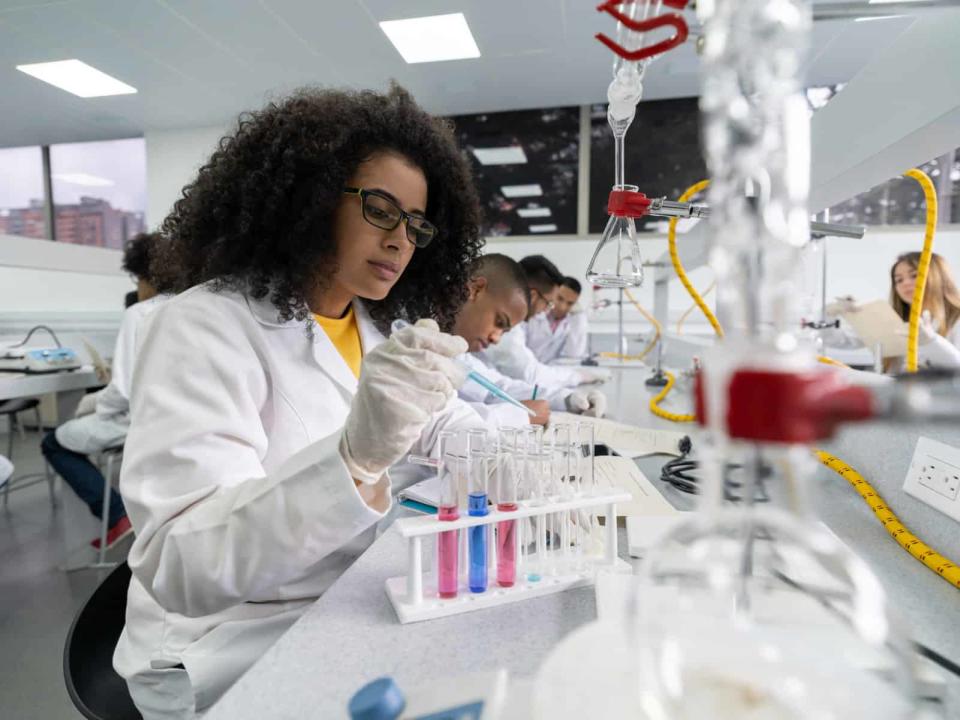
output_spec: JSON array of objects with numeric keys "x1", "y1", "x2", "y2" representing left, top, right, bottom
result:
[
  {"x1": 112, "y1": 84, "x2": 492, "y2": 718},
  {"x1": 526, "y1": 275, "x2": 588, "y2": 363},
  {"x1": 825, "y1": 251, "x2": 960, "y2": 371},
  {"x1": 452, "y1": 254, "x2": 607, "y2": 423},
  {"x1": 482, "y1": 255, "x2": 608, "y2": 390},
  {"x1": 41, "y1": 232, "x2": 167, "y2": 549}
]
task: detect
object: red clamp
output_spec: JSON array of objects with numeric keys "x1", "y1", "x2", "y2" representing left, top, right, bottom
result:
[
  {"x1": 695, "y1": 368, "x2": 875, "y2": 443},
  {"x1": 596, "y1": 1, "x2": 689, "y2": 62},
  {"x1": 608, "y1": 188, "x2": 652, "y2": 218}
]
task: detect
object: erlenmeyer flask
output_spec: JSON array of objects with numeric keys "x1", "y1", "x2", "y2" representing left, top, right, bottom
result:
[{"x1": 586, "y1": 188, "x2": 644, "y2": 288}]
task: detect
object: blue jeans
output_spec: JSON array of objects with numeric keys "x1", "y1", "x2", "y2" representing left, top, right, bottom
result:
[{"x1": 41, "y1": 431, "x2": 126, "y2": 527}]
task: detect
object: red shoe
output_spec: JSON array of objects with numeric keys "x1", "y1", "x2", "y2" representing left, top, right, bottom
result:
[{"x1": 90, "y1": 516, "x2": 133, "y2": 550}]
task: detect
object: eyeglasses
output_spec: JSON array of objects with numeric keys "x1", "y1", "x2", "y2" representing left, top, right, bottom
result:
[
  {"x1": 343, "y1": 187, "x2": 437, "y2": 249},
  {"x1": 530, "y1": 287, "x2": 555, "y2": 312}
]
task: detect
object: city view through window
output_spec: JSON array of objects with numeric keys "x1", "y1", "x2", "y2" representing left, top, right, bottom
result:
[{"x1": 1, "y1": 137, "x2": 146, "y2": 248}]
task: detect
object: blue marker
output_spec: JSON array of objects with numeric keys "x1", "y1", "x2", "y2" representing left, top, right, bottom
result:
[{"x1": 391, "y1": 319, "x2": 535, "y2": 416}]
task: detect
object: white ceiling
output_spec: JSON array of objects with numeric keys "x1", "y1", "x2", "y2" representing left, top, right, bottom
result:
[{"x1": 0, "y1": 0, "x2": 915, "y2": 149}]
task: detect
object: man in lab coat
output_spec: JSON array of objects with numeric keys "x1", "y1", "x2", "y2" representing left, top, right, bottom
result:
[
  {"x1": 526, "y1": 276, "x2": 588, "y2": 363},
  {"x1": 41, "y1": 232, "x2": 166, "y2": 549},
  {"x1": 482, "y1": 255, "x2": 608, "y2": 390},
  {"x1": 454, "y1": 255, "x2": 607, "y2": 424}
]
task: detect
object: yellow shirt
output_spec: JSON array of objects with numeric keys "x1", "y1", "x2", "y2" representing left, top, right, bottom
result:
[{"x1": 314, "y1": 306, "x2": 362, "y2": 379}]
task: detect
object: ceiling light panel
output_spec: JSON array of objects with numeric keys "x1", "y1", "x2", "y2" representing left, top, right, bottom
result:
[
  {"x1": 471, "y1": 146, "x2": 527, "y2": 165},
  {"x1": 517, "y1": 207, "x2": 552, "y2": 218},
  {"x1": 16, "y1": 60, "x2": 137, "y2": 98},
  {"x1": 529, "y1": 224, "x2": 558, "y2": 233},
  {"x1": 379, "y1": 13, "x2": 480, "y2": 64},
  {"x1": 500, "y1": 184, "x2": 543, "y2": 198}
]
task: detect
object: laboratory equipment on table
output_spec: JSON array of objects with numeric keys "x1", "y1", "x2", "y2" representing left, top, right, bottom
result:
[
  {"x1": 0, "y1": 325, "x2": 81, "y2": 373},
  {"x1": 390, "y1": 319, "x2": 535, "y2": 416},
  {"x1": 586, "y1": 0, "x2": 691, "y2": 289},
  {"x1": 384, "y1": 428, "x2": 631, "y2": 624},
  {"x1": 632, "y1": 0, "x2": 919, "y2": 716},
  {"x1": 467, "y1": 429, "x2": 489, "y2": 594}
]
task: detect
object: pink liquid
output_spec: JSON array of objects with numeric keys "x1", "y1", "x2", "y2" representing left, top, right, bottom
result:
[
  {"x1": 437, "y1": 505, "x2": 459, "y2": 598},
  {"x1": 496, "y1": 503, "x2": 518, "y2": 587}
]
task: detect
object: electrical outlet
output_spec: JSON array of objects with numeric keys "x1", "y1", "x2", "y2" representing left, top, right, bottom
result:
[{"x1": 903, "y1": 437, "x2": 960, "y2": 523}]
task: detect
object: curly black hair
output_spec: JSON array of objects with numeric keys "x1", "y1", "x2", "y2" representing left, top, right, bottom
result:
[
  {"x1": 153, "y1": 83, "x2": 484, "y2": 333},
  {"x1": 122, "y1": 232, "x2": 161, "y2": 282}
]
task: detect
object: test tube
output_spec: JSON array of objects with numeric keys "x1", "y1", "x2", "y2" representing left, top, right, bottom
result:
[
  {"x1": 576, "y1": 422, "x2": 597, "y2": 496},
  {"x1": 524, "y1": 428, "x2": 546, "y2": 582},
  {"x1": 437, "y1": 446, "x2": 460, "y2": 599},
  {"x1": 495, "y1": 428, "x2": 519, "y2": 588},
  {"x1": 467, "y1": 430, "x2": 489, "y2": 593}
]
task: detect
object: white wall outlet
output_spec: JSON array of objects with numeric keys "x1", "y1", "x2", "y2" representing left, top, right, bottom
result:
[{"x1": 903, "y1": 437, "x2": 960, "y2": 524}]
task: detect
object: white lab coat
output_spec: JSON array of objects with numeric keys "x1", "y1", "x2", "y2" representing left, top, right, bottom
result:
[
  {"x1": 481, "y1": 321, "x2": 584, "y2": 389},
  {"x1": 525, "y1": 310, "x2": 588, "y2": 364},
  {"x1": 113, "y1": 285, "x2": 489, "y2": 717},
  {"x1": 457, "y1": 353, "x2": 572, "y2": 428},
  {"x1": 821, "y1": 315, "x2": 960, "y2": 371},
  {"x1": 56, "y1": 295, "x2": 168, "y2": 455}
]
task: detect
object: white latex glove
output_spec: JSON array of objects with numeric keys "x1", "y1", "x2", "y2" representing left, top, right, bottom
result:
[
  {"x1": 0, "y1": 454, "x2": 13, "y2": 487},
  {"x1": 824, "y1": 296, "x2": 857, "y2": 317},
  {"x1": 340, "y1": 319, "x2": 468, "y2": 484},
  {"x1": 575, "y1": 367, "x2": 611, "y2": 385},
  {"x1": 565, "y1": 389, "x2": 608, "y2": 418},
  {"x1": 895, "y1": 310, "x2": 938, "y2": 346}
]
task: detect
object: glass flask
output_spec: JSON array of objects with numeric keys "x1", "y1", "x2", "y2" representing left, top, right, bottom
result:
[
  {"x1": 631, "y1": 442, "x2": 919, "y2": 720},
  {"x1": 586, "y1": 185, "x2": 644, "y2": 288}
]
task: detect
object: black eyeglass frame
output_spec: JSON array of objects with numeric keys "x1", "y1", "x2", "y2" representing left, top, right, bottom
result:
[{"x1": 342, "y1": 187, "x2": 437, "y2": 248}]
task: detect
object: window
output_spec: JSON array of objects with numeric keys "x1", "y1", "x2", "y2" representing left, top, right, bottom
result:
[
  {"x1": 50, "y1": 138, "x2": 147, "y2": 249},
  {"x1": 827, "y1": 150, "x2": 959, "y2": 227},
  {"x1": 588, "y1": 98, "x2": 706, "y2": 234},
  {"x1": 0, "y1": 146, "x2": 48, "y2": 239},
  {"x1": 451, "y1": 107, "x2": 580, "y2": 237}
]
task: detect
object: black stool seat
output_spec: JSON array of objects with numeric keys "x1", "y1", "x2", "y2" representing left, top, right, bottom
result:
[{"x1": 63, "y1": 562, "x2": 142, "y2": 720}]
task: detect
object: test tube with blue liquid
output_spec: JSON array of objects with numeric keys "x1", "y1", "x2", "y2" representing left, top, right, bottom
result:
[
  {"x1": 466, "y1": 429, "x2": 488, "y2": 593},
  {"x1": 437, "y1": 432, "x2": 459, "y2": 599},
  {"x1": 524, "y1": 428, "x2": 546, "y2": 583}
]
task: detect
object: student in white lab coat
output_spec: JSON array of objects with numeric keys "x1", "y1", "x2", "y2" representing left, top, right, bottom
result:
[
  {"x1": 482, "y1": 255, "x2": 609, "y2": 390},
  {"x1": 113, "y1": 85, "x2": 490, "y2": 718},
  {"x1": 526, "y1": 276, "x2": 588, "y2": 363},
  {"x1": 41, "y1": 232, "x2": 166, "y2": 549},
  {"x1": 451, "y1": 255, "x2": 607, "y2": 426},
  {"x1": 824, "y1": 251, "x2": 960, "y2": 372}
]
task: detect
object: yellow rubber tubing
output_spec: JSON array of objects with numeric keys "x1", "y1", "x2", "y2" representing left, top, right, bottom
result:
[
  {"x1": 817, "y1": 450, "x2": 960, "y2": 590},
  {"x1": 669, "y1": 180, "x2": 724, "y2": 338},
  {"x1": 649, "y1": 370, "x2": 696, "y2": 423},
  {"x1": 902, "y1": 169, "x2": 938, "y2": 373}
]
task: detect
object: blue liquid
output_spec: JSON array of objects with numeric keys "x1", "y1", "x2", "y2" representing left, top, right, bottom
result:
[{"x1": 468, "y1": 493, "x2": 488, "y2": 593}]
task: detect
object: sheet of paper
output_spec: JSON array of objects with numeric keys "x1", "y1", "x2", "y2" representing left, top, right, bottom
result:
[
  {"x1": 840, "y1": 299, "x2": 907, "y2": 357},
  {"x1": 549, "y1": 412, "x2": 686, "y2": 458},
  {"x1": 593, "y1": 455, "x2": 677, "y2": 517}
]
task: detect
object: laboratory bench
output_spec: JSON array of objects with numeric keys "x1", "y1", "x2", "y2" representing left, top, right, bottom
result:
[{"x1": 206, "y1": 365, "x2": 960, "y2": 719}]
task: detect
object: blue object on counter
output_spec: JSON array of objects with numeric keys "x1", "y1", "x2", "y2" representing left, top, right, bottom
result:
[{"x1": 348, "y1": 676, "x2": 406, "y2": 720}]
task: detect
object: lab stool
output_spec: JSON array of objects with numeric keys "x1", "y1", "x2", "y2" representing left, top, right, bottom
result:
[
  {"x1": 91, "y1": 444, "x2": 125, "y2": 570},
  {"x1": 0, "y1": 397, "x2": 55, "y2": 509},
  {"x1": 63, "y1": 561, "x2": 142, "y2": 720}
]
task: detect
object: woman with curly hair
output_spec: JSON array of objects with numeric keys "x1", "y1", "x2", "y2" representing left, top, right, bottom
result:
[{"x1": 113, "y1": 84, "x2": 487, "y2": 718}]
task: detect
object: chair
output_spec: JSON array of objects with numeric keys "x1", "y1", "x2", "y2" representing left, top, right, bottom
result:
[
  {"x1": 63, "y1": 561, "x2": 142, "y2": 720},
  {"x1": 1, "y1": 397, "x2": 55, "y2": 508},
  {"x1": 93, "y1": 444, "x2": 125, "y2": 568}
]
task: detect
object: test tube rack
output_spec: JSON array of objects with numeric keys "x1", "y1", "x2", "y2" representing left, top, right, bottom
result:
[{"x1": 385, "y1": 487, "x2": 632, "y2": 624}]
